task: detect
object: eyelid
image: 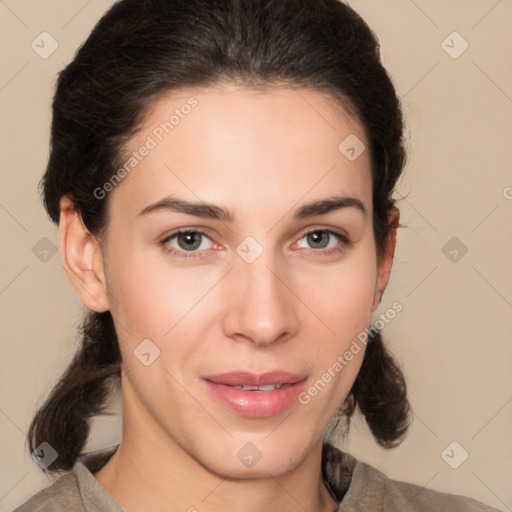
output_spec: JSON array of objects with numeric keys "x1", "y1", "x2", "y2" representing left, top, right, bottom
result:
[{"x1": 294, "y1": 224, "x2": 350, "y2": 242}]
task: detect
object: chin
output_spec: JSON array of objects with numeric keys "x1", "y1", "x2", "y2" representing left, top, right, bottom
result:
[{"x1": 191, "y1": 431, "x2": 314, "y2": 479}]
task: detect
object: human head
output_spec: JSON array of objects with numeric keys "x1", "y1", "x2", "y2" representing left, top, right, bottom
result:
[{"x1": 29, "y1": 0, "x2": 411, "y2": 474}]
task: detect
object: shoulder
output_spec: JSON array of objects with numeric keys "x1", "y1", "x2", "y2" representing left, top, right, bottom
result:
[
  {"x1": 11, "y1": 472, "x2": 83, "y2": 512},
  {"x1": 12, "y1": 445, "x2": 121, "y2": 512},
  {"x1": 356, "y1": 461, "x2": 503, "y2": 511},
  {"x1": 322, "y1": 442, "x2": 503, "y2": 512}
]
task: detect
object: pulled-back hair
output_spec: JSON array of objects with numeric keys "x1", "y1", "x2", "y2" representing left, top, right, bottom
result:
[{"x1": 29, "y1": 0, "x2": 412, "y2": 474}]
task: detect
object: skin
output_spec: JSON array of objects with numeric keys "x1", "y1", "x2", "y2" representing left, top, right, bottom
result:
[{"x1": 59, "y1": 82, "x2": 399, "y2": 512}]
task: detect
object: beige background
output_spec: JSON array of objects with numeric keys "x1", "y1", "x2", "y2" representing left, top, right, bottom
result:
[{"x1": 1, "y1": 0, "x2": 511, "y2": 510}]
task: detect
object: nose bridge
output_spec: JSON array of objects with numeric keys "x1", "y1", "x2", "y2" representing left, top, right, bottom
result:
[{"x1": 224, "y1": 242, "x2": 297, "y2": 346}]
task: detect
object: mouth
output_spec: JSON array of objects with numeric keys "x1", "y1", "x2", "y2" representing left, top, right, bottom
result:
[
  {"x1": 203, "y1": 370, "x2": 307, "y2": 387},
  {"x1": 202, "y1": 371, "x2": 308, "y2": 418},
  {"x1": 230, "y1": 383, "x2": 287, "y2": 391}
]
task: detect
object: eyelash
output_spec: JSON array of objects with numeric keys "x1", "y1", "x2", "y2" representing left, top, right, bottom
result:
[{"x1": 159, "y1": 227, "x2": 353, "y2": 260}]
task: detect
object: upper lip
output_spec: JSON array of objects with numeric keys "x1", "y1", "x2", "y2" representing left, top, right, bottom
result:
[{"x1": 203, "y1": 371, "x2": 308, "y2": 387}]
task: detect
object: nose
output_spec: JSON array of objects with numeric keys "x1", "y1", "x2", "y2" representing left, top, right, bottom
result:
[{"x1": 222, "y1": 249, "x2": 299, "y2": 348}]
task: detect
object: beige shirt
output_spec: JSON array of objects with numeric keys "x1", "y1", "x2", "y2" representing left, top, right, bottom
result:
[{"x1": 12, "y1": 442, "x2": 502, "y2": 511}]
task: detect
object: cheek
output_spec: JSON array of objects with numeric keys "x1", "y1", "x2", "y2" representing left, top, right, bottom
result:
[
  {"x1": 295, "y1": 240, "x2": 377, "y2": 396},
  {"x1": 301, "y1": 241, "x2": 378, "y2": 337},
  {"x1": 105, "y1": 243, "x2": 215, "y2": 340}
]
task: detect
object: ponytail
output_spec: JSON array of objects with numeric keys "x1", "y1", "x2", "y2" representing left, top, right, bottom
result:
[
  {"x1": 332, "y1": 330, "x2": 413, "y2": 448},
  {"x1": 27, "y1": 311, "x2": 121, "y2": 474}
]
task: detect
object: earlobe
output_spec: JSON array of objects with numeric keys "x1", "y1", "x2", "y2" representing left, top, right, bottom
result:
[{"x1": 59, "y1": 195, "x2": 110, "y2": 313}]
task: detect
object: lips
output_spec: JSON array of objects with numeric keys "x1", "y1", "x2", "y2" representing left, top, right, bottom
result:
[
  {"x1": 202, "y1": 371, "x2": 308, "y2": 417},
  {"x1": 203, "y1": 371, "x2": 307, "y2": 387}
]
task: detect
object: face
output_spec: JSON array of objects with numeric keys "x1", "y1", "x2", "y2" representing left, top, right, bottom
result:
[{"x1": 61, "y1": 83, "x2": 396, "y2": 478}]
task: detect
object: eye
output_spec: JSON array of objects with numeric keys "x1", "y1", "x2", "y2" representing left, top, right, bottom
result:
[
  {"x1": 294, "y1": 228, "x2": 351, "y2": 255},
  {"x1": 160, "y1": 228, "x2": 215, "y2": 259}
]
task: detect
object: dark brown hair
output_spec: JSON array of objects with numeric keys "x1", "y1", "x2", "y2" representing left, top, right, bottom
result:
[{"x1": 29, "y1": 0, "x2": 412, "y2": 474}]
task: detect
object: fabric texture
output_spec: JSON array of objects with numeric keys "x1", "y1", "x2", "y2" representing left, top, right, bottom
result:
[{"x1": 12, "y1": 442, "x2": 503, "y2": 511}]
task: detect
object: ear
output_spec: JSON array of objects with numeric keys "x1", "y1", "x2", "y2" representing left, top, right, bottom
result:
[
  {"x1": 59, "y1": 194, "x2": 110, "y2": 312},
  {"x1": 371, "y1": 206, "x2": 400, "y2": 313}
]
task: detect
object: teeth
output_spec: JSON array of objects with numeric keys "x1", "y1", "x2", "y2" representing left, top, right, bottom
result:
[{"x1": 233, "y1": 384, "x2": 283, "y2": 391}]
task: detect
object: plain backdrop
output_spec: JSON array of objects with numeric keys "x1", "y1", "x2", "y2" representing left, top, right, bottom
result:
[{"x1": 0, "y1": 0, "x2": 511, "y2": 510}]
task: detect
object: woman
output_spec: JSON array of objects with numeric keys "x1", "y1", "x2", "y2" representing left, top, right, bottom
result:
[{"x1": 13, "y1": 0, "x2": 502, "y2": 510}]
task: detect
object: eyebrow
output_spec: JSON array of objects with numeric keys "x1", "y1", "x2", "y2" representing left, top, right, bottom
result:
[{"x1": 137, "y1": 195, "x2": 367, "y2": 222}]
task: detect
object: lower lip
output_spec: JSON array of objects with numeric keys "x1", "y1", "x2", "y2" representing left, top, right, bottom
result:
[{"x1": 203, "y1": 379, "x2": 308, "y2": 418}]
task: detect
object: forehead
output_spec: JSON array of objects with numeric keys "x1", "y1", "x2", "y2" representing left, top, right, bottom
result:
[{"x1": 108, "y1": 83, "x2": 372, "y2": 222}]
